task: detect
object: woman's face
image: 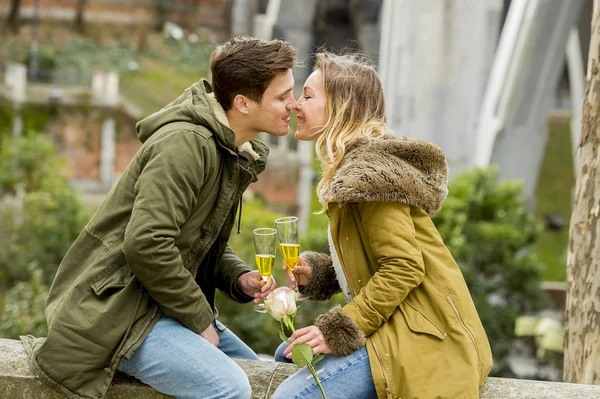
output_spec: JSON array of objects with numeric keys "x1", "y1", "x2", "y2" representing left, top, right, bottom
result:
[{"x1": 295, "y1": 69, "x2": 328, "y2": 141}]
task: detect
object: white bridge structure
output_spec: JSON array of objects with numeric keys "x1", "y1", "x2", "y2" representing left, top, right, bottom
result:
[{"x1": 234, "y1": 0, "x2": 591, "y2": 216}]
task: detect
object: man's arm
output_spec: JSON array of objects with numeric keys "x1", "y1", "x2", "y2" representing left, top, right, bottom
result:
[
  {"x1": 218, "y1": 245, "x2": 275, "y2": 303},
  {"x1": 123, "y1": 130, "x2": 214, "y2": 336},
  {"x1": 218, "y1": 245, "x2": 254, "y2": 302}
]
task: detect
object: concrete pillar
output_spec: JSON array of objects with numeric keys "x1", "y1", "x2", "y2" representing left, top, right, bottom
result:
[
  {"x1": 379, "y1": 0, "x2": 503, "y2": 175},
  {"x1": 5, "y1": 63, "x2": 27, "y2": 136},
  {"x1": 91, "y1": 71, "x2": 106, "y2": 101},
  {"x1": 474, "y1": 0, "x2": 586, "y2": 200},
  {"x1": 566, "y1": 28, "x2": 585, "y2": 173},
  {"x1": 6, "y1": 63, "x2": 27, "y2": 103},
  {"x1": 100, "y1": 118, "x2": 116, "y2": 190},
  {"x1": 105, "y1": 72, "x2": 120, "y2": 106},
  {"x1": 232, "y1": 0, "x2": 258, "y2": 36},
  {"x1": 253, "y1": 0, "x2": 281, "y2": 41}
]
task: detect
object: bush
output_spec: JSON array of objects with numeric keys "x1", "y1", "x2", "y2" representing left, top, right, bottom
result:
[
  {"x1": 0, "y1": 135, "x2": 89, "y2": 288},
  {"x1": 432, "y1": 167, "x2": 547, "y2": 375},
  {"x1": 0, "y1": 266, "x2": 49, "y2": 339}
]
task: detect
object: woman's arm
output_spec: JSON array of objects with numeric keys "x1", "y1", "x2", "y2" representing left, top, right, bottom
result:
[
  {"x1": 318, "y1": 203, "x2": 425, "y2": 346},
  {"x1": 296, "y1": 251, "x2": 341, "y2": 300}
]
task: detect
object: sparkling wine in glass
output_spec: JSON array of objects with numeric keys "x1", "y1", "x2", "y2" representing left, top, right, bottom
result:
[
  {"x1": 275, "y1": 216, "x2": 305, "y2": 300},
  {"x1": 253, "y1": 228, "x2": 277, "y2": 313}
]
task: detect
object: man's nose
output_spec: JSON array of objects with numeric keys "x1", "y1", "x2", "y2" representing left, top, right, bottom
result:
[{"x1": 287, "y1": 99, "x2": 299, "y2": 110}]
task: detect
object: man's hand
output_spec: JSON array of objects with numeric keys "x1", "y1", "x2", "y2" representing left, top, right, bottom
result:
[
  {"x1": 200, "y1": 323, "x2": 219, "y2": 347},
  {"x1": 238, "y1": 271, "x2": 277, "y2": 303},
  {"x1": 285, "y1": 256, "x2": 312, "y2": 290},
  {"x1": 282, "y1": 325, "x2": 332, "y2": 358}
]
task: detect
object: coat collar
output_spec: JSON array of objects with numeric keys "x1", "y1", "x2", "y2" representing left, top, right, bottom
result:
[
  {"x1": 206, "y1": 92, "x2": 262, "y2": 162},
  {"x1": 327, "y1": 134, "x2": 448, "y2": 215}
]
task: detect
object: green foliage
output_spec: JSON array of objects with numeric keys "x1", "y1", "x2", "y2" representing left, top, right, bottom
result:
[
  {"x1": 0, "y1": 135, "x2": 89, "y2": 289},
  {"x1": 534, "y1": 118, "x2": 574, "y2": 282},
  {"x1": 432, "y1": 167, "x2": 548, "y2": 375},
  {"x1": 0, "y1": 102, "x2": 54, "y2": 144},
  {"x1": 0, "y1": 133, "x2": 87, "y2": 338},
  {"x1": 0, "y1": 266, "x2": 49, "y2": 339}
]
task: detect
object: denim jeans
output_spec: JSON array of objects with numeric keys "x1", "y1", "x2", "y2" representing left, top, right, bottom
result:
[
  {"x1": 271, "y1": 342, "x2": 378, "y2": 399},
  {"x1": 118, "y1": 315, "x2": 258, "y2": 399}
]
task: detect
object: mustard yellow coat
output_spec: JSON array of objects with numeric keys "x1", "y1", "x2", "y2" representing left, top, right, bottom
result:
[{"x1": 301, "y1": 135, "x2": 493, "y2": 399}]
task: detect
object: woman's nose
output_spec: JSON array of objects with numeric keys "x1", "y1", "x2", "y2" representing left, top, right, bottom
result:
[{"x1": 287, "y1": 99, "x2": 300, "y2": 110}]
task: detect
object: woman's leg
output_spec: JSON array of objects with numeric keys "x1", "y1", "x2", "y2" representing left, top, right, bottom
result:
[
  {"x1": 118, "y1": 315, "x2": 252, "y2": 399},
  {"x1": 271, "y1": 346, "x2": 377, "y2": 399},
  {"x1": 274, "y1": 341, "x2": 293, "y2": 363}
]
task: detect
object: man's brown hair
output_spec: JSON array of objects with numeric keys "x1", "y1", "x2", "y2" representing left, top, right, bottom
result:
[{"x1": 210, "y1": 36, "x2": 296, "y2": 111}]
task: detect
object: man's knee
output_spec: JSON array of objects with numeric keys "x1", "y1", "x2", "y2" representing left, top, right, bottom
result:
[{"x1": 225, "y1": 367, "x2": 252, "y2": 399}]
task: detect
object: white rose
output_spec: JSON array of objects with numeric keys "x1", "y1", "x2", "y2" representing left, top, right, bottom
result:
[{"x1": 264, "y1": 286, "x2": 298, "y2": 321}]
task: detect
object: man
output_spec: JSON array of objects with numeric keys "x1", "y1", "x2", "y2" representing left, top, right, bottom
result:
[{"x1": 21, "y1": 37, "x2": 297, "y2": 399}]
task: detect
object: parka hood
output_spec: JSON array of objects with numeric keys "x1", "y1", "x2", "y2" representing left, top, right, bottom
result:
[
  {"x1": 329, "y1": 133, "x2": 448, "y2": 215},
  {"x1": 135, "y1": 79, "x2": 262, "y2": 160}
]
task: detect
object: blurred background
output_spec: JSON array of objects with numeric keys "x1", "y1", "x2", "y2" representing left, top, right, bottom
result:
[{"x1": 0, "y1": 0, "x2": 592, "y2": 381}]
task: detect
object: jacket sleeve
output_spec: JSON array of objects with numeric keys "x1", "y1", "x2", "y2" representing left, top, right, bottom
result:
[
  {"x1": 123, "y1": 130, "x2": 214, "y2": 336},
  {"x1": 341, "y1": 202, "x2": 425, "y2": 337},
  {"x1": 298, "y1": 251, "x2": 341, "y2": 300},
  {"x1": 217, "y1": 244, "x2": 254, "y2": 303}
]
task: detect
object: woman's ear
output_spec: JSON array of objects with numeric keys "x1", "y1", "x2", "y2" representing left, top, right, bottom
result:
[{"x1": 233, "y1": 94, "x2": 250, "y2": 115}]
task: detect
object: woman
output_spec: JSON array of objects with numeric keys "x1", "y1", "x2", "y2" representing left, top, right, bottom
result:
[{"x1": 272, "y1": 52, "x2": 493, "y2": 399}]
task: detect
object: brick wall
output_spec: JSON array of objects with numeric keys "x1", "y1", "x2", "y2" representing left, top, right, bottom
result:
[
  {"x1": 44, "y1": 106, "x2": 139, "y2": 181},
  {"x1": 0, "y1": 0, "x2": 232, "y2": 32},
  {"x1": 38, "y1": 105, "x2": 299, "y2": 207}
]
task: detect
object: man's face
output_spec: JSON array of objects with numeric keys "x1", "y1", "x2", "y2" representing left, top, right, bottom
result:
[{"x1": 247, "y1": 69, "x2": 297, "y2": 136}]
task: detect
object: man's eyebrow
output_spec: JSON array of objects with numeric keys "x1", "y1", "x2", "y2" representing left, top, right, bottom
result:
[{"x1": 276, "y1": 88, "x2": 293, "y2": 97}]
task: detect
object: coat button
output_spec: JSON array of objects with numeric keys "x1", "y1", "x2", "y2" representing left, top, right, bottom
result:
[
  {"x1": 357, "y1": 279, "x2": 362, "y2": 284},
  {"x1": 228, "y1": 176, "x2": 232, "y2": 180},
  {"x1": 200, "y1": 234, "x2": 205, "y2": 239},
  {"x1": 345, "y1": 237, "x2": 349, "y2": 240}
]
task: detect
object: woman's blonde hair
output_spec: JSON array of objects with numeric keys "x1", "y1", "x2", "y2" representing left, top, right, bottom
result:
[{"x1": 313, "y1": 52, "x2": 388, "y2": 211}]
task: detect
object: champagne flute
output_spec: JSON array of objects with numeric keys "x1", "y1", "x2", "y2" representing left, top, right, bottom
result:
[
  {"x1": 275, "y1": 216, "x2": 306, "y2": 300},
  {"x1": 253, "y1": 228, "x2": 277, "y2": 313}
]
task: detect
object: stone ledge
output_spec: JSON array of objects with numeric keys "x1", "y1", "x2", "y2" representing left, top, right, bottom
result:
[{"x1": 2, "y1": 338, "x2": 600, "y2": 398}]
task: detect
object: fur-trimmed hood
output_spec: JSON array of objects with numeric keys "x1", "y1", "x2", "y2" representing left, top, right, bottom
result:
[{"x1": 327, "y1": 134, "x2": 448, "y2": 215}]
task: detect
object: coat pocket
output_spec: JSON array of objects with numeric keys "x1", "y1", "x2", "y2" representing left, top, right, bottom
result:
[
  {"x1": 90, "y1": 263, "x2": 133, "y2": 295},
  {"x1": 399, "y1": 301, "x2": 447, "y2": 340}
]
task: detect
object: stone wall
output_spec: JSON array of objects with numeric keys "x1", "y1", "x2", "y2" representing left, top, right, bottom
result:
[{"x1": 2, "y1": 338, "x2": 600, "y2": 399}]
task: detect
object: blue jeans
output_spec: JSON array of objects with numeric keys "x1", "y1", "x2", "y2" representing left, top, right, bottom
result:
[
  {"x1": 271, "y1": 342, "x2": 378, "y2": 399},
  {"x1": 118, "y1": 315, "x2": 258, "y2": 399}
]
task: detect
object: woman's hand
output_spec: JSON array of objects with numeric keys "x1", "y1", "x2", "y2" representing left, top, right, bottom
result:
[
  {"x1": 282, "y1": 325, "x2": 332, "y2": 358},
  {"x1": 285, "y1": 256, "x2": 313, "y2": 290}
]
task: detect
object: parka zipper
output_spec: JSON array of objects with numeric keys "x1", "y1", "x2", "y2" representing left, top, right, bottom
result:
[
  {"x1": 371, "y1": 339, "x2": 394, "y2": 399},
  {"x1": 109, "y1": 289, "x2": 143, "y2": 366},
  {"x1": 446, "y1": 295, "x2": 479, "y2": 360},
  {"x1": 123, "y1": 304, "x2": 158, "y2": 360},
  {"x1": 336, "y1": 207, "x2": 393, "y2": 398}
]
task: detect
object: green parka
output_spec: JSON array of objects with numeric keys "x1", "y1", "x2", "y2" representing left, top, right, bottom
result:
[
  {"x1": 21, "y1": 79, "x2": 269, "y2": 399},
  {"x1": 300, "y1": 134, "x2": 493, "y2": 399}
]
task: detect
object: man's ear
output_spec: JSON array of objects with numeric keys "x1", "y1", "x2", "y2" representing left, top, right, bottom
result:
[{"x1": 233, "y1": 94, "x2": 250, "y2": 115}]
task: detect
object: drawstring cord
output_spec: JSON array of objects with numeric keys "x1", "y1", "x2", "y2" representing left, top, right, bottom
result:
[{"x1": 236, "y1": 197, "x2": 243, "y2": 234}]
